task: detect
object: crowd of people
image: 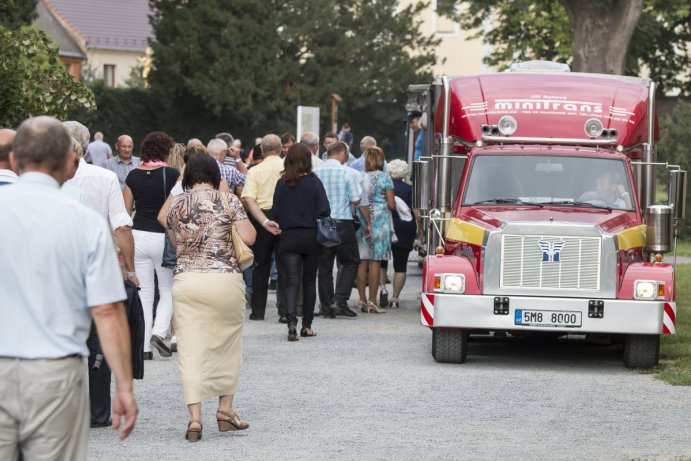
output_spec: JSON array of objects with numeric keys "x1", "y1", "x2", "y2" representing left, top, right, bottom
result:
[{"x1": 0, "y1": 116, "x2": 417, "y2": 456}]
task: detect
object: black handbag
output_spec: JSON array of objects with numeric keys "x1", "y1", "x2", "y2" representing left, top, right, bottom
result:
[
  {"x1": 160, "y1": 167, "x2": 177, "y2": 268},
  {"x1": 317, "y1": 217, "x2": 341, "y2": 247}
]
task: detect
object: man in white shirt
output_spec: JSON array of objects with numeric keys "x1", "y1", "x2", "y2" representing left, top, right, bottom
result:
[
  {"x1": 0, "y1": 116, "x2": 137, "y2": 460},
  {"x1": 299, "y1": 131, "x2": 324, "y2": 168},
  {"x1": 63, "y1": 120, "x2": 139, "y2": 428},
  {"x1": 0, "y1": 128, "x2": 18, "y2": 185}
]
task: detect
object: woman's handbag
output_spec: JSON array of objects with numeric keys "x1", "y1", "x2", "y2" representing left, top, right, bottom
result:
[
  {"x1": 221, "y1": 193, "x2": 254, "y2": 270},
  {"x1": 160, "y1": 167, "x2": 177, "y2": 269},
  {"x1": 317, "y1": 217, "x2": 341, "y2": 247}
]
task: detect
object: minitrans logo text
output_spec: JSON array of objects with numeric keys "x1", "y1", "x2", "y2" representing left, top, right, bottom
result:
[{"x1": 491, "y1": 98, "x2": 603, "y2": 113}]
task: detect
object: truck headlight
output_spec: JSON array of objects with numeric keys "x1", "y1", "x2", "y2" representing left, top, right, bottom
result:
[
  {"x1": 634, "y1": 280, "x2": 658, "y2": 300},
  {"x1": 435, "y1": 274, "x2": 465, "y2": 293}
]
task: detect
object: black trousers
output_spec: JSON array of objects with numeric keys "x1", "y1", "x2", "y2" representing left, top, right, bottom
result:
[
  {"x1": 87, "y1": 322, "x2": 111, "y2": 426},
  {"x1": 278, "y1": 228, "x2": 320, "y2": 328},
  {"x1": 318, "y1": 220, "x2": 360, "y2": 308},
  {"x1": 249, "y1": 211, "x2": 284, "y2": 318}
]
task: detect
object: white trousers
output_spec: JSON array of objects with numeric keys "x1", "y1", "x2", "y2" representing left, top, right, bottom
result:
[{"x1": 133, "y1": 230, "x2": 174, "y2": 352}]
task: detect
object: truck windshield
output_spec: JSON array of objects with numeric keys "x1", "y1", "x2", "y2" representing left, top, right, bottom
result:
[{"x1": 463, "y1": 155, "x2": 635, "y2": 211}]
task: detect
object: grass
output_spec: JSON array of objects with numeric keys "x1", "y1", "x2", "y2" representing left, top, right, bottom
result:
[
  {"x1": 645, "y1": 264, "x2": 691, "y2": 385},
  {"x1": 675, "y1": 239, "x2": 691, "y2": 258}
]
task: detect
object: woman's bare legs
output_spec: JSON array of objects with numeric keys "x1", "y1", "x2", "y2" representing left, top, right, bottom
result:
[
  {"x1": 356, "y1": 260, "x2": 369, "y2": 303},
  {"x1": 367, "y1": 260, "x2": 381, "y2": 303}
]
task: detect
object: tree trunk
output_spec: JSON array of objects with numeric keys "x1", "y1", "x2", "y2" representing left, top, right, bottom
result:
[{"x1": 560, "y1": 0, "x2": 643, "y2": 75}]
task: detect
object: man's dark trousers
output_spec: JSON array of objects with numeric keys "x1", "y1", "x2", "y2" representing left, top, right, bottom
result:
[
  {"x1": 249, "y1": 211, "x2": 284, "y2": 318},
  {"x1": 318, "y1": 220, "x2": 360, "y2": 309},
  {"x1": 87, "y1": 323, "x2": 111, "y2": 426}
]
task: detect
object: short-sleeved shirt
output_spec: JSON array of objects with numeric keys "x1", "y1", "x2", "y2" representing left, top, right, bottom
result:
[
  {"x1": 69, "y1": 158, "x2": 133, "y2": 230},
  {"x1": 241, "y1": 155, "x2": 284, "y2": 210},
  {"x1": 167, "y1": 189, "x2": 249, "y2": 274},
  {"x1": 314, "y1": 159, "x2": 362, "y2": 220},
  {"x1": 101, "y1": 155, "x2": 141, "y2": 190},
  {"x1": 216, "y1": 159, "x2": 245, "y2": 191},
  {"x1": 86, "y1": 139, "x2": 112, "y2": 166},
  {"x1": 0, "y1": 172, "x2": 126, "y2": 358},
  {"x1": 126, "y1": 167, "x2": 179, "y2": 233}
]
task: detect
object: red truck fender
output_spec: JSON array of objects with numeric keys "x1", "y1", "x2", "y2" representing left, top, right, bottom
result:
[
  {"x1": 420, "y1": 255, "x2": 481, "y2": 327},
  {"x1": 618, "y1": 262, "x2": 677, "y2": 335}
]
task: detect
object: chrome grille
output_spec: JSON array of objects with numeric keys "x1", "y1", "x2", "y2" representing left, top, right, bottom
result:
[{"x1": 500, "y1": 234, "x2": 601, "y2": 290}]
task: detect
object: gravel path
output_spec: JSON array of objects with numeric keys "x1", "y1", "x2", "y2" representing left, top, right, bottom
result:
[{"x1": 88, "y1": 262, "x2": 691, "y2": 460}]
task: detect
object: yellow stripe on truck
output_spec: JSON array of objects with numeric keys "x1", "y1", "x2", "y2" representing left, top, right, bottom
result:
[
  {"x1": 616, "y1": 224, "x2": 646, "y2": 251},
  {"x1": 446, "y1": 218, "x2": 486, "y2": 246}
]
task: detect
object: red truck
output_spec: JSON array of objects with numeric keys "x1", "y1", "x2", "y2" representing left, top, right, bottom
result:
[{"x1": 406, "y1": 61, "x2": 687, "y2": 368}]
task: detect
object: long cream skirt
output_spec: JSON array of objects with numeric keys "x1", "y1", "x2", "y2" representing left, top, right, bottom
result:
[{"x1": 172, "y1": 272, "x2": 245, "y2": 404}]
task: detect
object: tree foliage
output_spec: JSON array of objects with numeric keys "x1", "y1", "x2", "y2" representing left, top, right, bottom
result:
[
  {"x1": 657, "y1": 101, "x2": 691, "y2": 227},
  {"x1": 0, "y1": 0, "x2": 37, "y2": 29},
  {"x1": 0, "y1": 26, "x2": 95, "y2": 128},
  {"x1": 446, "y1": 0, "x2": 691, "y2": 95},
  {"x1": 148, "y1": 0, "x2": 438, "y2": 152}
]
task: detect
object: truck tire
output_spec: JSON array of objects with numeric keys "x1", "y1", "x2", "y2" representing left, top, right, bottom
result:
[
  {"x1": 622, "y1": 334, "x2": 660, "y2": 369},
  {"x1": 432, "y1": 328, "x2": 469, "y2": 363}
]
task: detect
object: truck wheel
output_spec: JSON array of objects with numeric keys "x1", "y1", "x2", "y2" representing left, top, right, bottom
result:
[
  {"x1": 432, "y1": 328, "x2": 469, "y2": 363},
  {"x1": 622, "y1": 334, "x2": 660, "y2": 369}
]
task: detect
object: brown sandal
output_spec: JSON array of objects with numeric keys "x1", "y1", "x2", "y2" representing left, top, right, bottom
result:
[
  {"x1": 216, "y1": 410, "x2": 249, "y2": 432},
  {"x1": 185, "y1": 420, "x2": 202, "y2": 442}
]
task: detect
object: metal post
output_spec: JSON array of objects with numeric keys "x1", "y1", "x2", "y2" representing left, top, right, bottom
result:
[
  {"x1": 640, "y1": 82, "x2": 656, "y2": 212},
  {"x1": 435, "y1": 76, "x2": 452, "y2": 213}
]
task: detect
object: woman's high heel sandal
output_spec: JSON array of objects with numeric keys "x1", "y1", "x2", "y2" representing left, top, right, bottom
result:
[
  {"x1": 185, "y1": 420, "x2": 203, "y2": 442},
  {"x1": 366, "y1": 301, "x2": 387, "y2": 314},
  {"x1": 217, "y1": 410, "x2": 249, "y2": 432},
  {"x1": 359, "y1": 301, "x2": 368, "y2": 313}
]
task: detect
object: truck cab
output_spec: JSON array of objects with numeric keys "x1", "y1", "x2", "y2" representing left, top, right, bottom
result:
[{"x1": 407, "y1": 62, "x2": 687, "y2": 368}]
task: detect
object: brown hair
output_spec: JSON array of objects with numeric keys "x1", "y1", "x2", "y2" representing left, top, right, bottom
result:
[
  {"x1": 364, "y1": 146, "x2": 385, "y2": 172},
  {"x1": 140, "y1": 131, "x2": 174, "y2": 162},
  {"x1": 281, "y1": 143, "x2": 312, "y2": 186}
]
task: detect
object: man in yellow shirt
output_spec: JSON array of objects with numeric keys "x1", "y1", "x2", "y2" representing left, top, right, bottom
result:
[{"x1": 241, "y1": 134, "x2": 285, "y2": 320}]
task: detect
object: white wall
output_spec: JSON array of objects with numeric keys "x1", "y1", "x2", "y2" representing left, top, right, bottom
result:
[
  {"x1": 87, "y1": 49, "x2": 144, "y2": 87},
  {"x1": 400, "y1": 0, "x2": 490, "y2": 77}
]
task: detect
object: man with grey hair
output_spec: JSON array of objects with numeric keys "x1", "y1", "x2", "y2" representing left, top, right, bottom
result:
[
  {"x1": 85, "y1": 131, "x2": 112, "y2": 166},
  {"x1": 63, "y1": 120, "x2": 139, "y2": 429},
  {"x1": 0, "y1": 116, "x2": 137, "y2": 460},
  {"x1": 299, "y1": 131, "x2": 324, "y2": 167},
  {"x1": 207, "y1": 138, "x2": 245, "y2": 195},
  {"x1": 350, "y1": 135, "x2": 386, "y2": 172},
  {"x1": 241, "y1": 134, "x2": 286, "y2": 321}
]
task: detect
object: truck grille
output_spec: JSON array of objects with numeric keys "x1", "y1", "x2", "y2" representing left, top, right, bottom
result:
[{"x1": 500, "y1": 234, "x2": 601, "y2": 290}]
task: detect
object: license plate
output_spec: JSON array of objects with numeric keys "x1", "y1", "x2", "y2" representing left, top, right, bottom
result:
[{"x1": 514, "y1": 309, "x2": 582, "y2": 328}]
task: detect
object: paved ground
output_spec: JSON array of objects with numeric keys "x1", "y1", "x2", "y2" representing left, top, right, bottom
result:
[{"x1": 89, "y1": 262, "x2": 691, "y2": 460}]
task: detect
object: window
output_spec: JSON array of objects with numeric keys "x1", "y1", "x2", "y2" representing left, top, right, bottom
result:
[
  {"x1": 104, "y1": 64, "x2": 116, "y2": 87},
  {"x1": 434, "y1": 0, "x2": 460, "y2": 36}
]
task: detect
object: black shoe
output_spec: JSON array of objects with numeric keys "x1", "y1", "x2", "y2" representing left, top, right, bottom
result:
[
  {"x1": 279, "y1": 316, "x2": 288, "y2": 324},
  {"x1": 322, "y1": 305, "x2": 336, "y2": 319},
  {"x1": 334, "y1": 304, "x2": 357, "y2": 317},
  {"x1": 288, "y1": 325, "x2": 299, "y2": 341},
  {"x1": 150, "y1": 335, "x2": 172, "y2": 357},
  {"x1": 143, "y1": 351, "x2": 153, "y2": 360},
  {"x1": 90, "y1": 418, "x2": 112, "y2": 428},
  {"x1": 268, "y1": 280, "x2": 277, "y2": 292},
  {"x1": 249, "y1": 313, "x2": 264, "y2": 321}
]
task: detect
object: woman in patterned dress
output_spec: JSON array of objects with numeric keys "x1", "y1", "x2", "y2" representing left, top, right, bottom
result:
[
  {"x1": 166, "y1": 153, "x2": 256, "y2": 442},
  {"x1": 355, "y1": 146, "x2": 395, "y2": 313}
]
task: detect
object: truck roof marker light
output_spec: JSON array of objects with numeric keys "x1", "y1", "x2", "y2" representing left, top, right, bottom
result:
[
  {"x1": 616, "y1": 145, "x2": 624, "y2": 152},
  {"x1": 584, "y1": 118, "x2": 604, "y2": 138},
  {"x1": 475, "y1": 140, "x2": 484, "y2": 148},
  {"x1": 497, "y1": 116, "x2": 517, "y2": 135}
]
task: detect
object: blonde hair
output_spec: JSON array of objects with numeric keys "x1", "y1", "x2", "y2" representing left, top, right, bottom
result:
[
  {"x1": 71, "y1": 137, "x2": 83, "y2": 158},
  {"x1": 168, "y1": 143, "x2": 185, "y2": 171},
  {"x1": 364, "y1": 146, "x2": 385, "y2": 172}
]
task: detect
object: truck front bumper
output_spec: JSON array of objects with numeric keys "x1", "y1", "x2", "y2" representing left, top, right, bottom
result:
[{"x1": 421, "y1": 293, "x2": 677, "y2": 335}]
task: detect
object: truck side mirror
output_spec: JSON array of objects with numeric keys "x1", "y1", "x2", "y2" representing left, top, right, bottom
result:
[
  {"x1": 668, "y1": 169, "x2": 687, "y2": 220},
  {"x1": 413, "y1": 160, "x2": 431, "y2": 211}
]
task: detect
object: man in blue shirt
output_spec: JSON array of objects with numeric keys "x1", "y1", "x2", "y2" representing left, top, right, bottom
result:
[
  {"x1": 350, "y1": 135, "x2": 386, "y2": 172},
  {"x1": 0, "y1": 116, "x2": 138, "y2": 460},
  {"x1": 314, "y1": 142, "x2": 370, "y2": 317}
]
